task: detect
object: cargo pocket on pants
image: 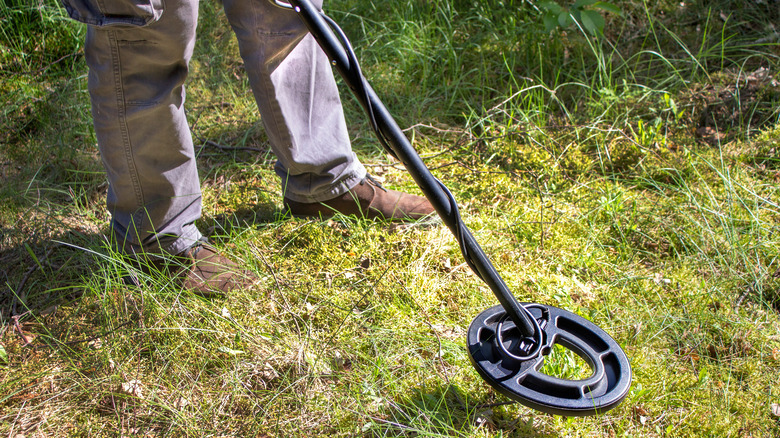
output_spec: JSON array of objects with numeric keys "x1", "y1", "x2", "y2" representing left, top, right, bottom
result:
[{"x1": 61, "y1": 0, "x2": 163, "y2": 27}]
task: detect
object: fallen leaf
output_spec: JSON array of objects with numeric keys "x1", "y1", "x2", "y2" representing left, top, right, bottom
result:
[
  {"x1": 258, "y1": 362, "x2": 279, "y2": 381},
  {"x1": 332, "y1": 351, "x2": 349, "y2": 370},
  {"x1": 118, "y1": 380, "x2": 144, "y2": 399},
  {"x1": 432, "y1": 324, "x2": 463, "y2": 340},
  {"x1": 771, "y1": 403, "x2": 780, "y2": 418},
  {"x1": 388, "y1": 223, "x2": 413, "y2": 233},
  {"x1": 88, "y1": 338, "x2": 103, "y2": 350},
  {"x1": 217, "y1": 346, "x2": 244, "y2": 356},
  {"x1": 175, "y1": 396, "x2": 190, "y2": 409},
  {"x1": 634, "y1": 406, "x2": 650, "y2": 416},
  {"x1": 475, "y1": 408, "x2": 495, "y2": 427}
]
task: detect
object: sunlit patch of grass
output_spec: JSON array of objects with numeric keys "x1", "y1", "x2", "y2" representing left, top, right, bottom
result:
[{"x1": 2, "y1": 0, "x2": 780, "y2": 436}]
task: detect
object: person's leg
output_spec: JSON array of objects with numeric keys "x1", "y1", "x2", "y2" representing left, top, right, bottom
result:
[
  {"x1": 84, "y1": 0, "x2": 202, "y2": 256},
  {"x1": 222, "y1": 0, "x2": 365, "y2": 203},
  {"x1": 73, "y1": 0, "x2": 252, "y2": 294},
  {"x1": 221, "y1": 0, "x2": 434, "y2": 220}
]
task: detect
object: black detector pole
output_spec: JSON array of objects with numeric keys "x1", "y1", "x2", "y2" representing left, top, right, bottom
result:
[{"x1": 272, "y1": 0, "x2": 632, "y2": 416}]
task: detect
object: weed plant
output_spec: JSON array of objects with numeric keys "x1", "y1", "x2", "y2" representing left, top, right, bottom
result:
[{"x1": 2, "y1": 0, "x2": 780, "y2": 436}]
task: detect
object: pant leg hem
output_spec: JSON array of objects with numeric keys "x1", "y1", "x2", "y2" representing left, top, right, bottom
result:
[
  {"x1": 161, "y1": 224, "x2": 203, "y2": 255},
  {"x1": 115, "y1": 222, "x2": 203, "y2": 256},
  {"x1": 281, "y1": 163, "x2": 367, "y2": 203}
]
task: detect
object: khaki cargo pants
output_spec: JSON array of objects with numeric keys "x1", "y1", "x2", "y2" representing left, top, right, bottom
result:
[{"x1": 63, "y1": 0, "x2": 366, "y2": 254}]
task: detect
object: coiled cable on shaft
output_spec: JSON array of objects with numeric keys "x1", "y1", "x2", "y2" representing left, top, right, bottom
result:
[
  {"x1": 268, "y1": 2, "x2": 633, "y2": 416},
  {"x1": 269, "y1": 0, "x2": 541, "y2": 343}
]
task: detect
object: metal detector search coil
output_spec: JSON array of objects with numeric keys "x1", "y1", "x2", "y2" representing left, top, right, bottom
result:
[
  {"x1": 468, "y1": 304, "x2": 631, "y2": 416},
  {"x1": 278, "y1": 0, "x2": 632, "y2": 416}
]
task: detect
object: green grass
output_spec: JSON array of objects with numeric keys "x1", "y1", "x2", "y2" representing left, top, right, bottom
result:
[{"x1": 2, "y1": 0, "x2": 780, "y2": 436}]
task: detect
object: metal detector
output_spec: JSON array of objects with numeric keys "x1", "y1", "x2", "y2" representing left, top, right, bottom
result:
[{"x1": 270, "y1": 0, "x2": 632, "y2": 416}]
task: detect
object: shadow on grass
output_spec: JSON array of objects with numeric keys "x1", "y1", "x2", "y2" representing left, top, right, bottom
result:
[
  {"x1": 366, "y1": 383, "x2": 560, "y2": 438},
  {"x1": 0, "y1": 195, "x2": 281, "y2": 345},
  {"x1": 0, "y1": 230, "x2": 101, "y2": 320},
  {"x1": 0, "y1": 227, "x2": 113, "y2": 377}
]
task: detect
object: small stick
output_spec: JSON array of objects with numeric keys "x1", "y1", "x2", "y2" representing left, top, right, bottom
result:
[
  {"x1": 63, "y1": 320, "x2": 133, "y2": 346},
  {"x1": 200, "y1": 140, "x2": 266, "y2": 153},
  {"x1": 12, "y1": 316, "x2": 33, "y2": 346}
]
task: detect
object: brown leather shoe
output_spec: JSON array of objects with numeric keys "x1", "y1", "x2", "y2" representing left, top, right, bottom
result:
[
  {"x1": 178, "y1": 241, "x2": 252, "y2": 297},
  {"x1": 284, "y1": 176, "x2": 435, "y2": 221},
  {"x1": 125, "y1": 240, "x2": 253, "y2": 297}
]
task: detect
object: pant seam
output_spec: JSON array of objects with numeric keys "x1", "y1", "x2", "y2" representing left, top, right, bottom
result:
[
  {"x1": 250, "y1": 0, "x2": 301, "y2": 175},
  {"x1": 260, "y1": 66, "x2": 300, "y2": 174},
  {"x1": 109, "y1": 30, "x2": 146, "y2": 230}
]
